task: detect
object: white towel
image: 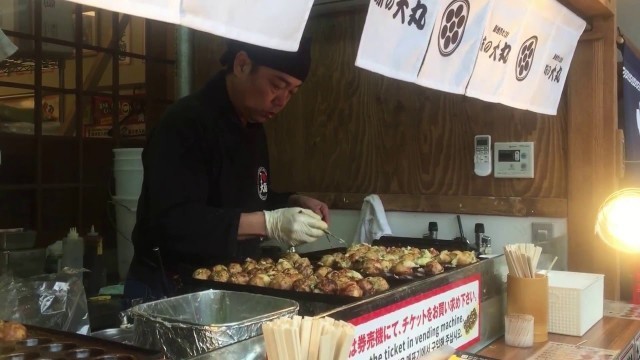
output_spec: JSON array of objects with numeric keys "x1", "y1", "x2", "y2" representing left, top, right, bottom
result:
[
  {"x1": 355, "y1": 0, "x2": 439, "y2": 83},
  {"x1": 353, "y1": 195, "x2": 393, "y2": 245},
  {"x1": 0, "y1": 30, "x2": 17, "y2": 61}
]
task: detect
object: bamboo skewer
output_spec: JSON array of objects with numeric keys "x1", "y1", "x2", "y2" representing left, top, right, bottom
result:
[
  {"x1": 504, "y1": 244, "x2": 544, "y2": 278},
  {"x1": 263, "y1": 316, "x2": 356, "y2": 360}
]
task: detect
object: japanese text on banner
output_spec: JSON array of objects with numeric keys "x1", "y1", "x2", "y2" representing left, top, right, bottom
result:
[{"x1": 348, "y1": 275, "x2": 480, "y2": 360}]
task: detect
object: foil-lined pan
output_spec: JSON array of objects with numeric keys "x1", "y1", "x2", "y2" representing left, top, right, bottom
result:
[{"x1": 125, "y1": 289, "x2": 298, "y2": 359}]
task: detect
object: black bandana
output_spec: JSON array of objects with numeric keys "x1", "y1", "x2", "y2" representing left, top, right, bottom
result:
[{"x1": 220, "y1": 37, "x2": 312, "y2": 82}]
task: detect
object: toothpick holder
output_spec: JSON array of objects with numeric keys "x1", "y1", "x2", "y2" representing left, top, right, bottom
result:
[{"x1": 506, "y1": 273, "x2": 548, "y2": 343}]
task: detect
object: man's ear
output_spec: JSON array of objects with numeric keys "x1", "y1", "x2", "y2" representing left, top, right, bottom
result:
[{"x1": 233, "y1": 51, "x2": 252, "y2": 76}]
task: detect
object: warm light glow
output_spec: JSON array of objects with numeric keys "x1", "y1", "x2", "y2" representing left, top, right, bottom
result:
[{"x1": 596, "y1": 188, "x2": 640, "y2": 253}]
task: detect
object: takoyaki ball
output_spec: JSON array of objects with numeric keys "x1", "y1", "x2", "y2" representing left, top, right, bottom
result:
[
  {"x1": 338, "y1": 269, "x2": 363, "y2": 280},
  {"x1": 258, "y1": 258, "x2": 275, "y2": 267},
  {"x1": 211, "y1": 264, "x2": 227, "y2": 273},
  {"x1": 210, "y1": 269, "x2": 230, "y2": 282},
  {"x1": 270, "y1": 274, "x2": 294, "y2": 290},
  {"x1": 362, "y1": 259, "x2": 385, "y2": 276},
  {"x1": 314, "y1": 278, "x2": 338, "y2": 294},
  {"x1": 298, "y1": 266, "x2": 315, "y2": 278},
  {"x1": 2, "y1": 321, "x2": 27, "y2": 341},
  {"x1": 367, "y1": 277, "x2": 390, "y2": 292},
  {"x1": 380, "y1": 259, "x2": 393, "y2": 272},
  {"x1": 286, "y1": 272, "x2": 304, "y2": 283},
  {"x1": 294, "y1": 257, "x2": 311, "y2": 269},
  {"x1": 293, "y1": 276, "x2": 318, "y2": 292},
  {"x1": 356, "y1": 278, "x2": 375, "y2": 296},
  {"x1": 391, "y1": 260, "x2": 417, "y2": 276},
  {"x1": 400, "y1": 253, "x2": 417, "y2": 262},
  {"x1": 248, "y1": 273, "x2": 271, "y2": 287},
  {"x1": 193, "y1": 268, "x2": 211, "y2": 280},
  {"x1": 315, "y1": 266, "x2": 333, "y2": 278},
  {"x1": 363, "y1": 251, "x2": 380, "y2": 260},
  {"x1": 229, "y1": 272, "x2": 249, "y2": 285},
  {"x1": 348, "y1": 244, "x2": 372, "y2": 253},
  {"x1": 452, "y1": 251, "x2": 476, "y2": 266},
  {"x1": 424, "y1": 260, "x2": 444, "y2": 275},
  {"x1": 282, "y1": 267, "x2": 300, "y2": 276},
  {"x1": 334, "y1": 257, "x2": 352, "y2": 269},
  {"x1": 334, "y1": 276, "x2": 354, "y2": 289},
  {"x1": 339, "y1": 282, "x2": 364, "y2": 297},
  {"x1": 436, "y1": 251, "x2": 453, "y2": 264},
  {"x1": 228, "y1": 263, "x2": 243, "y2": 274},
  {"x1": 428, "y1": 248, "x2": 440, "y2": 257},
  {"x1": 276, "y1": 259, "x2": 294, "y2": 271},
  {"x1": 415, "y1": 255, "x2": 432, "y2": 266},
  {"x1": 326, "y1": 270, "x2": 341, "y2": 281},
  {"x1": 242, "y1": 260, "x2": 257, "y2": 272},
  {"x1": 282, "y1": 252, "x2": 301, "y2": 263},
  {"x1": 406, "y1": 247, "x2": 421, "y2": 257},
  {"x1": 318, "y1": 254, "x2": 335, "y2": 267},
  {"x1": 246, "y1": 267, "x2": 263, "y2": 277}
]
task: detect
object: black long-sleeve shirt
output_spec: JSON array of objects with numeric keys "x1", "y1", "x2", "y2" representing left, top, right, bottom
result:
[{"x1": 130, "y1": 71, "x2": 289, "y2": 272}]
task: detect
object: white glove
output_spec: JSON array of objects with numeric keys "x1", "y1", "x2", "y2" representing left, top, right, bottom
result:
[{"x1": 264, "y1": 207, "x2": 328, "y2": 246}]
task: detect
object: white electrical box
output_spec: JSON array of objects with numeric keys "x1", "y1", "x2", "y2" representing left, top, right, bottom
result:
[{"x1": 493, "y1": 142, "x2": 534, "y2": 178}]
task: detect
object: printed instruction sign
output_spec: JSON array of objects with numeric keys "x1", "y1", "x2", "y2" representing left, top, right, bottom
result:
[{"x1": 348, "y1": 274, "x2": 481, "y2": 360}]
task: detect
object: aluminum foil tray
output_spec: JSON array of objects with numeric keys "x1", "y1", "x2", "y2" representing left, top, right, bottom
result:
[{"x1": 127, "y1": 289, "x2": 298, "y2": 359}]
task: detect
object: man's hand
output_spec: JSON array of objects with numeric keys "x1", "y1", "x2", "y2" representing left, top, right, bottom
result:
[
  {"x1": 289, "y1": 195, "x2": 330, "y2": 224},
  {"x1": 264, "y1": 207, "x2": 328, "y2": 246}
]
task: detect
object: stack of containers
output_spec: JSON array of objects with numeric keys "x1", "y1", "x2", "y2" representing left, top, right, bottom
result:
[{"x1": 112, "y1": 148, "x2": 143, "y2": 280}]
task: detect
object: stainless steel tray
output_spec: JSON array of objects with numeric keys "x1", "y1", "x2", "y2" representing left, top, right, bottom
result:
[{"x1": 127, "y1": 289, "x2": 299, "y2": 359}]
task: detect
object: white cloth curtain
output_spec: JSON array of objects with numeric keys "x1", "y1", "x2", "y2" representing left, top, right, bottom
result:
[
  {"x1": 466, "y1": 0, "x2": 585, "y2": 115},
  {"x1": 355, "y1": 0, "x2": 439, "y2": 83},
  {"x1": 416, "y1": 0, "x2": 494, "y2": 94},
  {"x1": 64, "y1": 0, "x2": 314, "y2": 51}
]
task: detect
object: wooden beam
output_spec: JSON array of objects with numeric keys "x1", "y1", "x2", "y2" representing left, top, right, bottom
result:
[
  {"x1": 300, "y1": 193, "x2": 568, "y2": 218},
  {"x1": 559, "y1": 0, "x2": 614, "y2": 18},
  {"x1": 566, "y1": 15, "x2": 619, "y2": 300}
]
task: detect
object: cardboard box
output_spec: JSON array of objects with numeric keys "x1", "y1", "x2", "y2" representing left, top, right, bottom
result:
[{"x1": 547, "y1": 270, "x2": 604, "y2": 336}]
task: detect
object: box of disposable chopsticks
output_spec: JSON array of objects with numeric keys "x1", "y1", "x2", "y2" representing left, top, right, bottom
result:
[{"x1": 547, "y1": 270, "x2": 604, "y2": 336}]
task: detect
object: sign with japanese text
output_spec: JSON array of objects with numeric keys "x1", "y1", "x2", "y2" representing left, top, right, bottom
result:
[
  {"x1": 466, "y1": 0, "x2": 585, "y2": 115},
  {"x1": 416, "y1": 0, "x2": 493, "y2": 94},
  {"x1": 356, "y1": 0, "x2": 439, "y2": 83},
  {"x1": 347, "y1": 274, "x2": 481, "y2": 360},
  {"x1": 622, "y1": 44, "x2": 640, "y2": 168}
]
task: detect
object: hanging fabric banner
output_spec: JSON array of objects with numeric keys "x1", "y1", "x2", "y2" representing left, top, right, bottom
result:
[
  {"x1": 466, "y1": 0, "x2": 585, "y2": 115},
  {"x1": 500, "y1": 0, "x2": 585, "y2": 115},
  {"x1": 64, "y1": 0, "x2": 181, "y2": 24},
  {"x1": 355, "y1": 0, "x2": 439, "y2": 83},
  {"x1": 416, "y1": 0, "x2": 493, "y2": 94},
  {"x1": 180, "y1": 0, "x2": 314, "y2": 51},
  {"x1": 622, "y1": 44, "x2": 640, "y2": 164},
  {"x1": 64, "y1": 0, "x2": 313, "y2": 51}
]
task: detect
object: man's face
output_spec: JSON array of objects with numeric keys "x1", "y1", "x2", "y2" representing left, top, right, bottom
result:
[{"x1": 236, "y1": 64, "x2": 303, "y2": 124}]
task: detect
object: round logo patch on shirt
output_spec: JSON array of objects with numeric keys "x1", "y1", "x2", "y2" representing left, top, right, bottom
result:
[{"x1": 257, "y1": 167, "x2": 268, "y2": 200}]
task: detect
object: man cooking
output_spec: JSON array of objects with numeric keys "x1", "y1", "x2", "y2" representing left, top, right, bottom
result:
[{"x1": 124, "y1": 37, "x2": 329, "y2": 302}]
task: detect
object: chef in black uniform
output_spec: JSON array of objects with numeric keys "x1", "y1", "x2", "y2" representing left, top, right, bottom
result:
[{"x1": 124, "y1": 37, "x2": 329, "y2": 302}]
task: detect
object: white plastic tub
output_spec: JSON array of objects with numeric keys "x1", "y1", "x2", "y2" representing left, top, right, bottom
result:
[
  {"x1": 112, "y1": 195, "x2": 138, "y2": 281},
  {"x1": 548, "y1": 270, "x2": 604, "y2": 336}
]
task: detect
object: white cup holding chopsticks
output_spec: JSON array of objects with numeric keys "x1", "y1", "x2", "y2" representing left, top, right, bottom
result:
[{"x1": 504, "y1": 314, "x2": 534, "y2": 348}]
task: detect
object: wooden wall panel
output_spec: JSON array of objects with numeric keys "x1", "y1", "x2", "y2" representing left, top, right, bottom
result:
[{"x1": 264, "y1": 11, "x2": 568, "y2": 216}]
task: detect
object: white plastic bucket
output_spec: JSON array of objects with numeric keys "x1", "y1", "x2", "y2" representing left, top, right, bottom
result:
[
  {"x1": 114, "y1": 168, "x2": 143, "y2": 198},
  {"x1": 113, "y1": 148, "x2": 143, "y2": 159},
  {"x1": 114, "y1": 158, "x2": 142, "y2": 169},
  {"x1": 112, "y1": 196, "x2": 137, "y2": 281}
]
